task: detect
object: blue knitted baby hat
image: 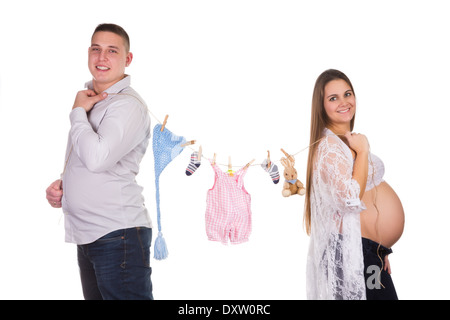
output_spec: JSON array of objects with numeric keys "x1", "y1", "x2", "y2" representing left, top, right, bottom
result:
[{"x1": 152, "y1": 123, "x2": 186, "y2": 260}]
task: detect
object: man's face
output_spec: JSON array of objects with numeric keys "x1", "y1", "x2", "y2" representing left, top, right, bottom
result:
[{"x1": 88, "y1": 31, "x2": 132, "y2": 91}]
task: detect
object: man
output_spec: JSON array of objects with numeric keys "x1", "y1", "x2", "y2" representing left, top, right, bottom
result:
[{"x1": 46, "y1": 24, "x2": 153, "y2": 300}]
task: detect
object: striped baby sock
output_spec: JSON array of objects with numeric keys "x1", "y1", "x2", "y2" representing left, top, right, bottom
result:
[
  {"x1": 186, "y1": 151, "x2": 201, "y2": 176},
  {"x1": 261, "y1": 159, "x2": 280, "y2": 184}
]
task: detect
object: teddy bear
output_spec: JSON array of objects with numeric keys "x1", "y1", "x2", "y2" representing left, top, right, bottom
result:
[{"x1": 280, "y1": 149, "x2": 306, "y2": 197}]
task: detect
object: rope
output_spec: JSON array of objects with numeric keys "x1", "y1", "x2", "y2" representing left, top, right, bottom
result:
[{"x1": 108, "y1": 92, "x2": 322, "y2": 168}]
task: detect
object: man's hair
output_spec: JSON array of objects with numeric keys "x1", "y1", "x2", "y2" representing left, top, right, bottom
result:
[{"x1": 92, "y1": 23, "x2": 130, "y2": 52}]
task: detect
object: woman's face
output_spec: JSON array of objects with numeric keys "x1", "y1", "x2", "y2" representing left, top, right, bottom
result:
[{"x1": 323, "y1": 79, "x2": 356, "y2": 130}]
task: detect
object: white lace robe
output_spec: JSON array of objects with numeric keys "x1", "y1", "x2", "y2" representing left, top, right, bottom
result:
[{"x1": 306, "y1": 129, "x2": 367, "y2": 300}]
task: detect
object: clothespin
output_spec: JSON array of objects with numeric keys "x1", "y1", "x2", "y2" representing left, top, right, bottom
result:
[
  {"x1": 181, "y1": 140, "x2": 196, "y2": 147},
  {"x1": 198, "y1": 145, "x2": 202, "y2": 161},
  {"x1": 245, "y1": 159, "x2": 255, "y2": 169},
  {"x1": 213, "y1": 153, "x2": 217, "y2": 165},
  {"x1": 281, "y1": 148, "x2": 295, "y2": 164},
  {"x1": 267, "y1": 150, "x2": 271, "y2": 169},
  {"x1": 228, "y1": 156, "x2": 234, "y2": 176},
  {"x1": 160, "y1": 115, "x2": 169, "y2": 132}
]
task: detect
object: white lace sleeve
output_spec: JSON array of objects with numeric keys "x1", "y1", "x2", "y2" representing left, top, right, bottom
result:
[
  {"x1": 317, "y1": 135, "x2": 366, "y2": 214},
  {"x1": 307, "y1": 132, "x2": 366, "y2": 300}
]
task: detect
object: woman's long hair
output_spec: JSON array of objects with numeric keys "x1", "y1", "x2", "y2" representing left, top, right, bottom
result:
[{"x1": 304, "y1": 69, "x2": 356, "y2": 235}]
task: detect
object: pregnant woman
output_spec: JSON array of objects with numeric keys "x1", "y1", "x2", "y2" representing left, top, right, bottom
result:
[{"x1": 304, "y1": 69, "x2": 404, "y2": 300}]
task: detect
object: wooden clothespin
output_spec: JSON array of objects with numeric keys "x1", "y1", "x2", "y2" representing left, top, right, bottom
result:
[
  {"x1": 228, "y1": 156, "x2": 234, "y2": 176},
  {"x1": 245, "y1": 159, "x2": 255, "y2": 169},
  {"x1": 160, "y1": 115, "x2": 169, "y2": 131},
  {"x1": 213, "y1": 153, "x2": 217, "y2": 165},
  {"x1": 281, "y1": 148, "x2": 295, "y2": 164},
  {"x1": 198, "y1": 146, "x2": 202, "y2": 161},
  {"x1": 267, "y1": 150, "x2": 271, "y2": 169},
  {"x1": 181, "y1": 140, "x2": 196, "y2": 147}
]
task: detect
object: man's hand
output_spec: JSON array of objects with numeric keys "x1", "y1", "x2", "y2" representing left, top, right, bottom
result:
[
  {"x1": 46, "y1": 179, "x2": 63, "y2": 208},
  {"x1": 72, "y1": 90, "x2": 108, "y2": 112}
]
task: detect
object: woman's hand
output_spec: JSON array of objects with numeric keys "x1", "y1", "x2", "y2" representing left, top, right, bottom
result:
[
  {"x1": 344, "y1": 131, "x2": 369, "y2": 155},
  {"x1": 384, "y1": 255, "x2": 392, "y2": 274}
]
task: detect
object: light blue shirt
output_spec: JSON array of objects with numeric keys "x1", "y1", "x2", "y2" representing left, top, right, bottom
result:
[{"x1": 62, "y1": 75, "x2": 152, "y2": 244}]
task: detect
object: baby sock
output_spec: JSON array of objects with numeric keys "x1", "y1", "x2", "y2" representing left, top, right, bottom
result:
[
  {"x1": 261, "y1": 159, "x2": 280, "y2": 184},
  {"x1": 186, "y1": 151, "x2": 201, "y2": 176}
]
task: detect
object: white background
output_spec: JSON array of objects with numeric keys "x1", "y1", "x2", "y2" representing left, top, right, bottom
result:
[{"x1": 0, "y1": 0, "x2": 448, "y2": 299}]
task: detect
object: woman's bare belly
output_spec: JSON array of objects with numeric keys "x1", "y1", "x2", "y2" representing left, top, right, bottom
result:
[{"x1": 360, "y1": 181, "x2": 405, "y2": 248}]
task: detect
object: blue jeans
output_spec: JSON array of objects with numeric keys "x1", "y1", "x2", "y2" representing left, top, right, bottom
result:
[
  {"x1": 77, "y1": 227, "x2": 153, "y2": 300},
  {"x1": 362, "y1": 237, "x2": 398, "y2": 300}
]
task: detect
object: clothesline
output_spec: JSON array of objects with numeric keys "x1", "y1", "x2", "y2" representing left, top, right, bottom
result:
[
  {"x1": 108, "y1": 92, "x2": 320, "y2": 168},
  {"x1": 183, "y1": 144, "x2": 314, "y2": 169},
  {"x1": 163, "y1": 114, "x2": 321, "y2": 169}
]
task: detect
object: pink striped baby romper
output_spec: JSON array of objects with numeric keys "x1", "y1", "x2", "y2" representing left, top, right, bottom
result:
[{"x1": 205, "y1": 160, "x2": 252, "y2": 245}]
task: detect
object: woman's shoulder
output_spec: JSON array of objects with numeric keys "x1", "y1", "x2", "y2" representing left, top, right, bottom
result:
[
  {"x1": 317, "y1": 129, "x2": 352, "y2": 159},
  {"x1": 318, "y1": 129, "x2": 343, "y2": 150}
]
